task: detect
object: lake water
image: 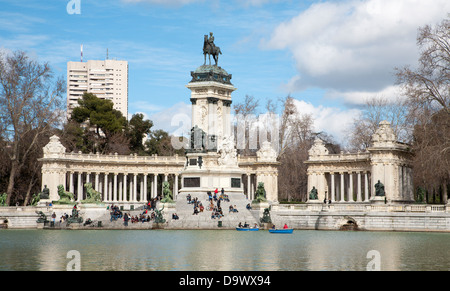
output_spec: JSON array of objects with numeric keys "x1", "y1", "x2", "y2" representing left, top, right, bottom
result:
[{"x1": 0, "y1": 229, "x2": 449, "y2": 271}]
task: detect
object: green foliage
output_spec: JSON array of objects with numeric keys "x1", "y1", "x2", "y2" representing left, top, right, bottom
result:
[
  {"x1": 127, "y1": 113, "x2": 153, "y2": 153},
  {"x1": 72, "y1": 93, "x2": 127, "y2": 137}
]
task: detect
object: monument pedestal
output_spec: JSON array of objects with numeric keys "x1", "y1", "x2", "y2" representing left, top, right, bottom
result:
[
  {"x1": 370, "y1": 196, "x2": 387, "y2": 204},
  {"x1": 180, "y1": 151, "x2": 245, "y2": 196}
]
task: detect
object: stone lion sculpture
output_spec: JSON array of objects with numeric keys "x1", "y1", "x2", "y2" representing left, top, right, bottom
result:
[
  {"x1": 53, "y1": 185, "x2": 75, "y2": 205},
  {"x1": 81, "y1": 183, "x2": 103, "y2": 204}
]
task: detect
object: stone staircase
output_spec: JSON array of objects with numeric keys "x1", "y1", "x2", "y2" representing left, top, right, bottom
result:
[
  {"x1": 59, "y1": 192, "x2": 259, "y2": 230},
  {"x1": 166, "y1": 192, "x2": 259, "y2": 229}
]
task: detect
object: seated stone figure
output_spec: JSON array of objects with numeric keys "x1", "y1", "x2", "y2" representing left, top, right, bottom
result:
[
  {"x1": 53, "y1": 185, "x2": 75, "y2": 205},
  {"x1": 81, "y1": 183, "x2": 103, "y2": 204},
  {"x1": 309, "y1": 187, "x2": 318, "y2": 200}
]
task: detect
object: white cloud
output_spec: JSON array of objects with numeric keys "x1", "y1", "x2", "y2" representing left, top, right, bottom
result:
[
  {"x1": 292, "y1": 99, "x2": 360, "y2": 144},
  {"x1": 265, "y1": 0, "x2": 450, "y2": 104},
  {"x1": 147, "y1": 102, "x2": 192, "y2": 136},
  {"x1": 325, "y1": 85, "x2": 403, "y2": 106}
]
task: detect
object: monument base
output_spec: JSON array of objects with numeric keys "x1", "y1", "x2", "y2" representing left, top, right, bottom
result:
[{"x1": 371, "y1": 196, "x2": 387, "y2": 204}]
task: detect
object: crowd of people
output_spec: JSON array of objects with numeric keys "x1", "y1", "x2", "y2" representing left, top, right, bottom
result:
[
  {"x1": 108, "y1": 198, "x2": 161, "y2": 226},
  {"x1": 185, "y1": 188, "x2": 239, "y2": 220}
]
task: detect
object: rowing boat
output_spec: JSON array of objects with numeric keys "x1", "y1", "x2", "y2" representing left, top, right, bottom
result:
[
  {"x1": 269, "y1": 228, "x2": 293, "y2": 234},
  {"x1": 236, "y1": 227, "x2": 259, "y2": 231}
]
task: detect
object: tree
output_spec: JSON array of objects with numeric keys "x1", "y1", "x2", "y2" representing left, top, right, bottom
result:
[
  {"x1": 346, "y1": 97, "x2": 412, "y2": 151},
  {"x1": 396, "y1": 17, "x2": 450, "y2": 114},
  {"x1": 233, "y1": 95, "x2": 260, "y2": 155},
  {"x1": 0, "y1": 50, "x2": 65, "y2": 205},
  {"x1": 69, "y1": 93, "x2": 128, "y2": 154},
  {"x1": 127, "y1": 113, "x2": 153, "y2": 154},
  {"x1": 396, "y1": 17, "x2": 450, "y2": 203},
  {"x1": 145, "y1": 129, "x2": 184, "y2": 156},
  {"x1": 72, "y1": 93, "x2": 127, "y2": 138}
]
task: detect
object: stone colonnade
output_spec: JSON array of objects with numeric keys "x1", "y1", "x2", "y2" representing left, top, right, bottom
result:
[
  {"x1": 40, "y1": 136, "x2": 186, "y2": 203},
  {"x1": 308, "y1": 171, "x2": 371, "y2": 202},
  {"x1": 305, "y1": 121, "x2": 414, "y2": 204},
  {"x1": 40, "y1": 136, "x2": 280, "y2": 203},
  {"x1": 67, "y1": 171, "x2": 180, "y2": 203}
]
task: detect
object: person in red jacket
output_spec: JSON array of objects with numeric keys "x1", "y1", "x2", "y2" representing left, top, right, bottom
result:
[{"x1": 283, "y1": 223, "x2": 289, "y2": 229}]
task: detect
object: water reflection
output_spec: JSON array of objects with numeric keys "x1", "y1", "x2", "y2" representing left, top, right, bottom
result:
[{"x1": 0, "y1": 230, "x2": 449, "y2": 271}]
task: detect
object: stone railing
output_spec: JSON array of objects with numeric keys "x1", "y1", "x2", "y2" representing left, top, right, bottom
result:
[
  {"x1": 307, "y1": 151, "x2": 371, "y2": 162},
  {"x1": 61, "y1": 152, "x2": 185, "y2": 164},
  {"x1": 273, "y1": 203, "x2": 450, "y2": 213}
]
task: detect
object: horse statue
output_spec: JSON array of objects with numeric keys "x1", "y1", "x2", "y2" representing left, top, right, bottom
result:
[
  {"x1": 81, "y1": 183, "x2": 103, "y2": 204},
  {"x1": 53, "y1": 185, "x2": 75, "y2": 205},
  {"x1": 203, "y1": 33, "x2": 222, "y2": 66}
]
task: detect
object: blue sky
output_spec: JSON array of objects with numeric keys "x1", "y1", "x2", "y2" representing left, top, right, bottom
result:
[{"x1": 1, "y1": 0, "x2": 448, "y2": 144}]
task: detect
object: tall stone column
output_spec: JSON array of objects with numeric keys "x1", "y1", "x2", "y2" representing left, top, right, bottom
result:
[
  {"x1": 153, "y1": 174, "x2": 158, "y2": 198},
  {"x1": 119, "y1": 176, "x2": 123, "y2": 202},
  {"x1": 123, "y1": 174, "x2": 128, "y2": 202},
  {"x1": 113, "y1": 173, "x2": 118, "y2": 202},
  {"x1": 69, "y1": 172, "x2": 74, "y2": 194},
  {"x1": 95, "y1": 173, "x2": 99, "y2": 192},
  {"x1": 357, "y1": 172, "x2": 362, "y2": 202},
  {"x1": 330, "y1": 172, "x2": 335, "y2": 202},
  {"x1": 174, "y1": 174, "x2": 179, "y2": 200},
  {"x1": 340, "y1": 173, "x2": 345, "y2": 202},
  {"x1": 133, "y1": 174, "x2": 138, "y2": 202},
  {"x1": 247, "y1": 174, "x2": 251, "y2": 199},
  {"x1": 364, "y1": 172, "x2": 370, "y2": 202},
  {"x1": 104, "y1": 173, "x2": 109, "y2": 202},
  {"x1": 348, "y1": 172, "x2": 353, "y2": 202},
  {"x1": 77, "y1": 172, "x2": 82, "y2": 202},
  {"x1": 143, "y1": 174, "x2": 148, "y2": 202}
]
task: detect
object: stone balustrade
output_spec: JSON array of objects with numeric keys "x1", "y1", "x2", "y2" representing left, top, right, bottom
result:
[{"x1": 272, "y1": 203, "x2": 450, "y2": 213}]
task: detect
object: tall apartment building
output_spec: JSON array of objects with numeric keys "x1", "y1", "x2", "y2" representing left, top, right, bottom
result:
[{"x1": 67, "y1": 59, "x2": 129, "y2": 119}]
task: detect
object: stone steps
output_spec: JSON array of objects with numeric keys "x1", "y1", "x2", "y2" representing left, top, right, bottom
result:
[{"x1": 167, "y1": 192, "x2": 258, "y2": 229}]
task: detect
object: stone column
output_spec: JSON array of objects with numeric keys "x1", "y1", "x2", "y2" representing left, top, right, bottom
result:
[
  {"x1": 69, "y1": 172, "x2": 74, "y2": 194},
  {"x1": 174, "y1": 174, "x2": 179, "y2": 200},
  {"x1": 357, "y1": 172, "x2": 362, "y2": 202},
  {"x1": 133, "y1": 174, "x2": 138, "y2": 202},
  {"x1": 348, "y1": 172, "x2": 353, "y2": 202},
  {"x1": 95, "y1": 173, "x2": 99, "y2": 192},
  {"x1": 143, "y1": 174, "x2": 148, "y2": 202},
  {"x1": 104, "y1": 173, "x2": 109, "y2": 202},
  {"x1": 330, "y1": 173, "x2": 335, "y2": 202},
  {"x1": 364, "y1": 172, "x2": 369, "y2": 202},
  {"x1": 153, "y1": 174, "x2": 158, "y2": 198},
  {"x1": 86, "y1": 172, "x2": 91, "y2": 184},
  {"x1": 123, "y1": 174, "x2": 128, "y2": 202},
  {"x1": 340, "y1": 173, "x2": 345, "y2": 202},
  {"x1": 119, "y1": 176, "x2": 123, "y2": 202},
  {"x1": 247, "y1": 174, "x2": 251, "y2": 199},
  {"x1": 77, "y1": 172, "x2": 82, "y2": 202},
  {"x1": 109, "y1": 177, "x2": 112, "y2": 203},
  {"x1": 113, "y1": 173, "x2": 118, "y2": 202}
]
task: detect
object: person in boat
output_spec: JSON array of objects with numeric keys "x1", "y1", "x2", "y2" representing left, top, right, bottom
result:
[
  {"x1": 238, "y1": 222, "x2": 242, "y2": 228},
  {"x1": 243, "y1": 222, "x2": 249, "y2": 228},
  {"x1": 253, "y1": 223, "x2": 258, "y2": 229},
  {"x1": 271, "y1": 224, "x2": 276, "y2": 229},
  {"x1": 283, "y1": 223, "x2": 289, "y2": 229}
]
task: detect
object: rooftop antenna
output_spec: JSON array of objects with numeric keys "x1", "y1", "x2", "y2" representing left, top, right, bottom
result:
[
  {"x1": 106, "y1": 48, "x2": 109, "y2": 60},
  {"x1": 81, "y1": 44, "x2": 83, "y2": 62}
]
